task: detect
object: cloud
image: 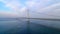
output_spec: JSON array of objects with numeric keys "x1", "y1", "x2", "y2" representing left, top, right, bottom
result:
[
  {"x1": 33, "y1": 3, "x2": 60, "y2": 19},
  {"x1": 0, "y1": 0, "x2": 24, "y2": 17},
  {"x1": 0, "y1": 0, "x2": 49, "y2": 11},
  {"x1": 1, "y1": 0, "x2": 59, "y2": 18},
  {"x1": 5, "y1": 0, "x2": 21, "y2": 10},
  {"x1": 0, "y1": 0, "x2": 22, "y2": 11},
  {"x1": 25, "y1": 1, "x2": 35, "y2": 8},
  {"x1": 0, "y1": 11, "x2": 19, "y2": 18},
  {"x1": 24, "y1": 0, "x2": 52, "y2": 13}
]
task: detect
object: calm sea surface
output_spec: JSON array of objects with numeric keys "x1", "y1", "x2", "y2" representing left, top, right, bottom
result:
[{"x1": 0, "y1": 19, "x2": 60, "y2": 34}]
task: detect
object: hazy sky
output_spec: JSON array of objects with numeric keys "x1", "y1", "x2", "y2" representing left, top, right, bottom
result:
[{"x1": 0, "y1": 0, "x2": 60, "y2": 18}]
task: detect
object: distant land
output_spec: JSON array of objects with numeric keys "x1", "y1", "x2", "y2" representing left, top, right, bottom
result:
[{"x1": 0, "y1": 17, "x2": 60, "y2": 21}]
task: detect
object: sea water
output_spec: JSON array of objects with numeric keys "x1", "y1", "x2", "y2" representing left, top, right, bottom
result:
[{"x1": 0, "y1": 18, "x2": 60, "y2": 34}]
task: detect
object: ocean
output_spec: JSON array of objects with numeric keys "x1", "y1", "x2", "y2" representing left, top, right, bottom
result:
[{"x1": 0, "y1": 18, "x2": 60, "y2": 34}]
